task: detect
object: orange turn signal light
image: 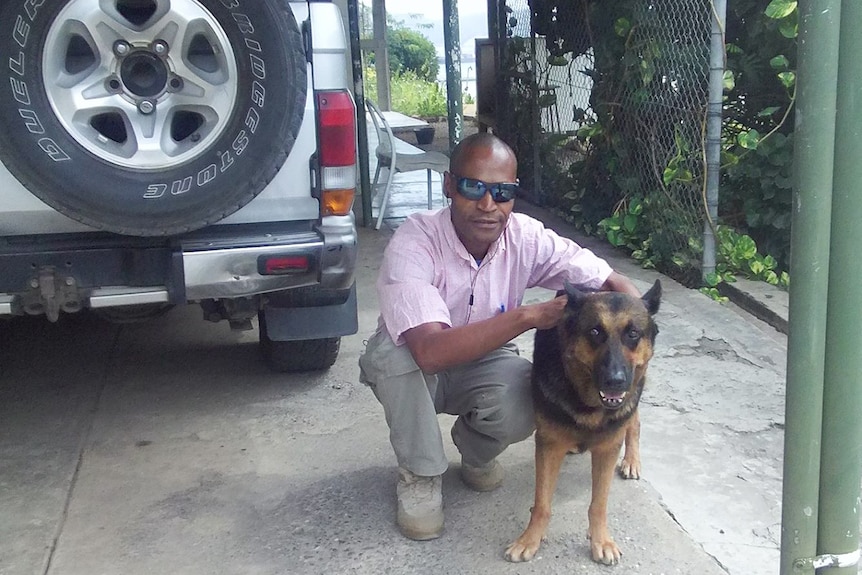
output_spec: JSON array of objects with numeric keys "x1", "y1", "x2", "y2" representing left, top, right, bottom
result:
[{"x1": 322, "y1": 188, "x2": 355, "y2": 216}]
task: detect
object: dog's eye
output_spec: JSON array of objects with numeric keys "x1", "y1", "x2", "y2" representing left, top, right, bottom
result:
[
  {"x1": 627, "y1": 328, "x2": 641, "y2": 340},
  {"x1": 589, "y1": 327, "x2": 600, "y2": 337}
]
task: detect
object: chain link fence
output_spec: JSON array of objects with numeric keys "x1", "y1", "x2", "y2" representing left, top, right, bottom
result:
[{"x1": 492, "y1": 0, "x2": 713, "y2": 285}]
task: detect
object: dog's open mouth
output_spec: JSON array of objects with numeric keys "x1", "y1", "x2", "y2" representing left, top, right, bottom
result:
[{"x1": 599, "y1": 390, "x2": 627, "y2": 409}]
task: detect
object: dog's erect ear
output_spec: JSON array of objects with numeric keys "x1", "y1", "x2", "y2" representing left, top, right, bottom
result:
[
  {"x1": 563, "y1": 280, "x2": 587, "y2": 308},
  {"x1": 641, "y1": 279, "x2": 661, "y2": 315}
]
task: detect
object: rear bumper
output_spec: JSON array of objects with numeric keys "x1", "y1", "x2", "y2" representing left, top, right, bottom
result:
[{"x1": 0, "y1": 216, "x2": 357, "y2": 316}]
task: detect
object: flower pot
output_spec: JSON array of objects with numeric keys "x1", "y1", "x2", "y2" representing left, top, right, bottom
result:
[{"x1": 415, "y1": 126, "x2": 435, "y2": 145}]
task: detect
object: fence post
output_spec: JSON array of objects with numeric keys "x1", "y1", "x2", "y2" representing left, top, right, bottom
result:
[
  {"x1": 779, "y1": 0, "x2": 840, "y2": 573},
  {"x1": 701, "y1": 0, "x2": 725, "y2": 281},
  {"x1": 529, "y1": 35, "x2": 542, "y2": 203},
  {"x1": 816, "y1": 0, "x2": 862, "y2": 572}
]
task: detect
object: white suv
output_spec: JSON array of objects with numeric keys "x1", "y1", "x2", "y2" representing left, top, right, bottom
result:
[{"x1": 0, "y1": 0, "x2": 359, "y2": 372}]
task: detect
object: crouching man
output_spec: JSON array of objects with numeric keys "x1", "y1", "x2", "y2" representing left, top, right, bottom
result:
[{"x1": 359, "y1": 133, "x2": 639, "y2": 540}]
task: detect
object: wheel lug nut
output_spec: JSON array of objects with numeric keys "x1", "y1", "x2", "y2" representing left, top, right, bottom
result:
[
  {"x1": 113, "y1": 40, "x2": 131, "y2": 57},
  {"x1": 152, "y1": 40, "x2": 169, "y2": 56},
  {"x1": 105, "y1": 76, "x2": 122, "y2": 93},
  {"x1": 138, "y1": 100, "x2": 155, "y2": 114}
]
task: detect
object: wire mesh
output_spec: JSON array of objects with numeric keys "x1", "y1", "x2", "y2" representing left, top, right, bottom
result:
[{"x1": 494, "y1": 0, "x2": 712, "y2": 284}]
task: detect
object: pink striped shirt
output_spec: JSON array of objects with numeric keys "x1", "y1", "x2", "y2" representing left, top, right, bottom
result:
[{"x1": 377, "y1": 208, "x2": 613, "y2": 345}]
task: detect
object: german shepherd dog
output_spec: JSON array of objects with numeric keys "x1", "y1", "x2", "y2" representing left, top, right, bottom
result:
[{"x1": 505, "y1": 279, "x2": 661, "y2": 565}]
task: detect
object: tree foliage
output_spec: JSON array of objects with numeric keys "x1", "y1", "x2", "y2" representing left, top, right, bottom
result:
[
  {"x1": 719, "y1": 0, "x2": 797, "y2": 269},
  {"x1": 361, "y1": 10, "x2": 439, "y2": 84},
  {"x1": 387, "y1": 23, "x2": 438, "y2": 83}
]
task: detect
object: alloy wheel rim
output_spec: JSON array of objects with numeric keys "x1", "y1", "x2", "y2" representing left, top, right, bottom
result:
[{"x1": 42, "y1": 0, "x2": 238, "y2": 170}]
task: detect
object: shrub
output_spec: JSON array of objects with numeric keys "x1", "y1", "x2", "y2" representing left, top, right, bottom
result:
[{"x1": 364, "y1": 67, "x2": 447, "y2": 118}]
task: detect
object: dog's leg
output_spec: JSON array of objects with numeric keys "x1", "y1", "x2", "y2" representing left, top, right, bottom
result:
[
  {"x1": 588, "y1": 438, "x2": 624, "y2": 564},
  {"x1": 504, "y1": 433, "x2": 569, "y2": 562},
  {"x1": 618, "y1": 409, "x2": 641, "y2": 479}
]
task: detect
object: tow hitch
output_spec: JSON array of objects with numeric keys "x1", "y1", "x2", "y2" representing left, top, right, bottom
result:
[{"x1": 20, "y1": 267, "x2": 83, "y2": 322}]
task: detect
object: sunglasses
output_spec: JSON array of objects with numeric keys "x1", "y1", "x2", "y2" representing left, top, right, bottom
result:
[{"x1": 452, "y1": 176, "x2": 519, "y2": 203}]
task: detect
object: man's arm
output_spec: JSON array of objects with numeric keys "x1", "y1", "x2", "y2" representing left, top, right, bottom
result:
[
  {"x1": 404, "y1": 271, "x2": 642, "y2": 374},
  {"x1": 403, "y1": 296, "x2": 567, "y2": 374},
  {"x1": 600, "y1": 270, "x2": 641, "y2": 298}
]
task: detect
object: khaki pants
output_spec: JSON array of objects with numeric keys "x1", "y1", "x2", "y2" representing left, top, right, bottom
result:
[{"x1": 358, "y1": 328, "x2": 535, "y2": 477}]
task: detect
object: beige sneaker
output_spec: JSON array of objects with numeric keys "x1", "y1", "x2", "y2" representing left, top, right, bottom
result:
[
  {"x1": 460, "y1": 458, "x2": 504, "y2": 492},
  {"x1": 396, "y1": 467, "x2": 443, "y2": 540}
]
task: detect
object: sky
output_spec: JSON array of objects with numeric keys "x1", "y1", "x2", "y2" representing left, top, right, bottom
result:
[
  {"x1": 362, "y1": 0, "x2": 489, "y2": 57},
  {"x1": 380, "y1": 0, "x2": 487, "y2": 21}
]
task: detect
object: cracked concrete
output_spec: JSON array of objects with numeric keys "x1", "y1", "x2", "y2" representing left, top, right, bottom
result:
[
  {"x1": 2, "y1": 199, "x2": 858, "y2": 575},
  {"x1": 665, "y1": 337, "x2": 761, "y2": 367},
  {"x1": 0, "y1": 218, "x2": 728, "y2": 575}
]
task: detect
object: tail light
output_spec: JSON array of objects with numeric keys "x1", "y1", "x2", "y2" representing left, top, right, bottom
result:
[
  {"x1": 258, "y1": 254, "x2": 310, "y2": 275},
  {"x1": 316, "y1": 90, "x2": 356, "y2": 216}
]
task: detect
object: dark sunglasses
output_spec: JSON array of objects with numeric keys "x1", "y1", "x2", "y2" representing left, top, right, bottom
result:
[{"x1": 453, "y1": 176, "x2": 519, "y2": 203}]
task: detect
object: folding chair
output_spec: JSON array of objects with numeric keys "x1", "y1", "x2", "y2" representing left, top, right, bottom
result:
[{"x1": 366, "y1": 100, "x2": 450, "y2": 230}]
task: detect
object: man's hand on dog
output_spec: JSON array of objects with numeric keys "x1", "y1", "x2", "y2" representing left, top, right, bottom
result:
[{"x1": 524, "y1": 295, "x2": 569, "y2": 330}]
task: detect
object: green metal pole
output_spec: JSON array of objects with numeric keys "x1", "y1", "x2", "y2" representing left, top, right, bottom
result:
[
  {"x1": 442, "y1": 0, "x2": 463, "y2": 151},
  {"x1": 817, "y1": 0, "x2": 862, "y2": 572},
  {"x1": 486, "y1": 0, "x2": 498, "y2": 41},
  {"x1": 779, "y1": 1, "x2": 840, "y2": 572}
]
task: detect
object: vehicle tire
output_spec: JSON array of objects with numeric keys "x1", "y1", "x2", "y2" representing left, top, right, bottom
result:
[
  {"x1": 0, "y1": 0, "x2": 307, "y2": 237},
  {"x1": 258, "y1": 312, "x2": 341, "y2": 373}
]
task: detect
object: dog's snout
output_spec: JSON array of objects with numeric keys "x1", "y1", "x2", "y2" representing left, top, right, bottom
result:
[{"x1": 600, "y1": 348, "x2": 631, "y2": 391}]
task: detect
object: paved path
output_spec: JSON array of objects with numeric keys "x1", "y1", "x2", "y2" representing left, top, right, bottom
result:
[
  {"x1": 0, "y1": 218, "x2": 755, "y2": 575},
  {"x1": 20, "y1": 195, "x2": 862, "y2": 574}
]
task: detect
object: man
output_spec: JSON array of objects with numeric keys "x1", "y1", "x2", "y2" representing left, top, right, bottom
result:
[{"x1": 359, "y1": 133, "x2": 640, "y2": 541}]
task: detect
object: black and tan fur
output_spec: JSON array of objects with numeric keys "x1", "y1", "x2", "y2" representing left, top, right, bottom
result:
[{"x1": 505, "y1": 280, "x2": 661, "y2": 565}]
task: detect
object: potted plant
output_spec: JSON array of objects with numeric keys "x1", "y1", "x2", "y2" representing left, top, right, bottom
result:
[{"x1": 416, "y1": 126, "x2": 435, "y2": 145}]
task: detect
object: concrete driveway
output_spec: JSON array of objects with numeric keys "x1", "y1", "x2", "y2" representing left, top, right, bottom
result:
[{"x1": 1, "y1": 218, "x2": 787, "y2": 575}]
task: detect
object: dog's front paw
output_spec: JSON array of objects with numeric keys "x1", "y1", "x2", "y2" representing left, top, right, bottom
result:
[
  {"x1": 617, "y1": 456, "x2": 641, "y2": 480},
  {"x1": 504, "y1": 534, "x2": 542, "y2": 563},
  {"x1": 590, "y1": 536, "x2": 622, "y2": 565}
]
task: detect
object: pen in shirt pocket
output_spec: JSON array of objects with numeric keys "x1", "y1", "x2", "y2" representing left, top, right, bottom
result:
[{"x1": 499, "y1": 304, "x2": 506, "y2": 314}]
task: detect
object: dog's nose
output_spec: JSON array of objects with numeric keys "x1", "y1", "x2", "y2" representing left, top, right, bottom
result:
[{"x1": 604, "y1": 368, "x2": 629, "y2": 391}]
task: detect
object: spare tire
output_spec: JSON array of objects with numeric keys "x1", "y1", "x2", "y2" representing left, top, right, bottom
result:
[{"x1": 0, "y1": 0, "x2": 307, "y2": 236}]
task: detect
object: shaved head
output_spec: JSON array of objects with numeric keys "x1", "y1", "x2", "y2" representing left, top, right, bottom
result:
[{"x1": 449, "y1": 133, "x2": 517, "y2": 176}]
